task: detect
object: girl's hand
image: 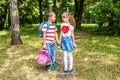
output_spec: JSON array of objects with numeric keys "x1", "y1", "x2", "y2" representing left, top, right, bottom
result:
[
  {"x1": 73, "y1": 43, "x2": 77, "y2": 48},
  {"x1": 43, "y1": 44, "x2": 46, "y2": 49}
]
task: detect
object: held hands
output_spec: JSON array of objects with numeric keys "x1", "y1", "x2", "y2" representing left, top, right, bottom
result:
[{"x1": 57, "y1": 41, "x2": 61, "y2": 46}]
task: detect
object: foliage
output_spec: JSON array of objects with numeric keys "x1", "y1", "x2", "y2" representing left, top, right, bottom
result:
[
  {"x1": 0, "y1": 0, "x2": 8, "y2": 30},
  {"x1": 83, "y1": 0, "x2": 120, "y2": 35},
  {"x1": 18, "y1": 0, "x2": 39, "y2": 24}
]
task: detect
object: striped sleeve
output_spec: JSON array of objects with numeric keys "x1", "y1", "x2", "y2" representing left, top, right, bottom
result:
[{"x1": 42, "y1": 24, "x2": 47, "y2": 32}]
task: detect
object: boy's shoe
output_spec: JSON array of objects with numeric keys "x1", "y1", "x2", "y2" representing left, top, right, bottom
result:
[
  {"x1": 46, "y1": 69, "x2": 51, "y2": 72},
  {"x1": 46, "y1": 64, "x2": 52, "y2": 71},
  {"x1": 51, "y1": 68, "x2": 57, "y2": 71},
  {"x1": 68, "y1": 69, "x2": 73, "y2": 72}
]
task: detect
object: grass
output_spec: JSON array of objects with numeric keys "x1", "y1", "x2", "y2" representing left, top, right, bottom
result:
[{"x1": 0, "y1": 24, "x2": 120, "y2": 80}]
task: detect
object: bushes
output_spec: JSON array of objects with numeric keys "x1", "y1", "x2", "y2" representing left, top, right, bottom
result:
[{"x1": 83, "y1": 0, "x2": 120, "y2": 35}]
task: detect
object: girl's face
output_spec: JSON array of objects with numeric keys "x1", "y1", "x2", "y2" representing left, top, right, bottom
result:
[{"x1": 62, "y1": 14, "x2": 69, "y2": 23}]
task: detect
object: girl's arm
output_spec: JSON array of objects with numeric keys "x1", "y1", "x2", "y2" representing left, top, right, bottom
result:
[
  {"x1": 72, "y1": 30, "x2": 75, "y2": 43},
  {"x1": 72, "y1": 30, "x2": 77, "y2": 48}
]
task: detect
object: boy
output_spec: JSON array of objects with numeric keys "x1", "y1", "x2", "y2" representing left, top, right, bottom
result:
[{"x1": 42, "y1": 11, "x2": 59, "y2": 71}]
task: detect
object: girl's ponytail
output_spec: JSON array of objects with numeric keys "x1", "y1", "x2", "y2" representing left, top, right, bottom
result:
[
  {"x1": 68, "y1": 13, "x2": 76, "y2": 27},
  {"x1": 62, "y1": 12, "x2": 76, "y2": 27}
]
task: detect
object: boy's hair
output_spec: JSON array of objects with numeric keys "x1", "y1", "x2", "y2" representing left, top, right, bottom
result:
[
  {"x1": 62, "y1": 12, "x2": 76, "y2": 26},
  {"x1": 46, "y1": 11, "x2": 55, "y2": 19}
]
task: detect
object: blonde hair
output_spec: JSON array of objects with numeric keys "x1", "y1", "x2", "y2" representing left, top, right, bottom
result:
[{"x1": 62, "y1": 12, "x2": 76, "y2": 26}]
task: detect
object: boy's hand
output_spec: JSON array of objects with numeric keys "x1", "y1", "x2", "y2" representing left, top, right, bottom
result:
[{"x1": 43, "y1": 44, "x2": 46, "y2": 49}]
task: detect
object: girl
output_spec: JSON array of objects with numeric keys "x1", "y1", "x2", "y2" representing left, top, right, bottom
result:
[{"x1": 60, "y1": 12, "x2": 76, "y2": 72}]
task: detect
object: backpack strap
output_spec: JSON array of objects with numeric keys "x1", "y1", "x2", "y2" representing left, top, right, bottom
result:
[
  {"x1": 53, "y1": 23, "x2": 56, "y2": 28},
  {"x1": 45, "y1": 21, "x2": 50, "y2": 29},
  {"x1": 45, "y1": 21, "x2": 56, "y2": 29}
]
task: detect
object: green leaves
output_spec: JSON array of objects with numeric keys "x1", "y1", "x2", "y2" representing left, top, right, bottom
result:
[{"x1": 83, "y1": 0, "x2": 120, "y2": 35}]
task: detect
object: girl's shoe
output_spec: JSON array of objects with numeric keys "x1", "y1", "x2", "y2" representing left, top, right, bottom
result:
[
  {"x1": 68, "y1": 69, "x2": 73, "y2": 72},
  {"x1": 63, "y1": 69, "x2": 68, "y2": 73}
]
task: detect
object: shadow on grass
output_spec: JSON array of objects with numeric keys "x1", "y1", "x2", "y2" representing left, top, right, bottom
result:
[{"x1": 0, "y1": 24, "x2": 120, "y2": 80}]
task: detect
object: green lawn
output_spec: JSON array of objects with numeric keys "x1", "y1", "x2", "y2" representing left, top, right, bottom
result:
[{"x1": 0, "y1": 24, "x2": 120, "y2": 80}]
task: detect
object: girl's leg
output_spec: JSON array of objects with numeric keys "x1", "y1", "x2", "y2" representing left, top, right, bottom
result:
[
  {"x1": 68, "y1": 51, "x2": 73, "y2": 70},
  {"x1": 64, "y1": 51, "x2": 68, "y2": 71}
]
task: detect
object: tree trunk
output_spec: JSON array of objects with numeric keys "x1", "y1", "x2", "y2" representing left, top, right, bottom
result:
[
  {"x1": 8, "y1": 5, "x2": 11, "y2": 28},
  {"x1": 10, "y1": 0, "x2": 23, "y2": 45},
  {"x1": 74, "y1": 0, "x2": 84, "y2": 28},
  {"x1": 79, "y1": 0, "x2": 84, "y2": 27},
  {"x1": 38, "y1": 0, "x2": 43, "y2": 23},
  {"x1": 74, "y1": 0, "x2": 79, "y2": 27},
  {"x1": 53, "y1": 0, "x2": 56, "y2": 22},
  {"x1": 53, "y1": 0, "x2": 56, "y2": 14}
]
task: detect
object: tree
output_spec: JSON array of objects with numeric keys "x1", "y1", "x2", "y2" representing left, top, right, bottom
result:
[
  {"x1": 74, "y1": 0, "x2": 84, "y2": 28},
  {"x1": 10, "y1": 0, "x2": 23, "y2": 45},
  {"x1": 88, "y1": 0, "x2": 120, "y2": 35},
  {"x1": 18, "y1": 0, "x2": 39, "y2": 24},
  {"x1": 38, "y1": 0, "x2": 43, "y2": 23},
  {"x1": 0, "y1": 0, "x2": 8, "y2": 30},
  {"x1": 53, "y1": 0, "x2": 56, "y2": 14}
]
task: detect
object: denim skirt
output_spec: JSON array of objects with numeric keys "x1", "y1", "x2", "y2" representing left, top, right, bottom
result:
[{"x1": 61, "y1": 36, "x2": 75, "y2": 51}]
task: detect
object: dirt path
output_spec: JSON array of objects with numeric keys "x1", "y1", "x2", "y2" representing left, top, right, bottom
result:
[
  {"x1": 56, "y1": 49, "x2": 80, "y2": 80},
  {"x1": 55, "y1": 31, "x2": 92, "y2": 80}
]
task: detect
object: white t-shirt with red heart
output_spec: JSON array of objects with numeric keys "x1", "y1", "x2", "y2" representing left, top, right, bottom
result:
[{"x1": 61, "y1": 23, "x2": 74, "y2": 37}]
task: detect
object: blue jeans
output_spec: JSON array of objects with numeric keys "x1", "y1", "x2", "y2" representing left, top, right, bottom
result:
[{"x1": 46, "y1": 42, "x2": 56, "y2": 70}]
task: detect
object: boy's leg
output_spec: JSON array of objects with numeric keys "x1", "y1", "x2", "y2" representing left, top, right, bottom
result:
[
  {"x1": 50, "y1": 43, "x2": 56, "y2": 70},
  {"x1": 46, "y1": 43, "x2": 52, "y2": 71}
]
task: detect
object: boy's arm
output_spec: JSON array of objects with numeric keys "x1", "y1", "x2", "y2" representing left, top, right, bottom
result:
[
  {"x1": 43, "y1": 32, "x2": 46, "y2": 49},
  {"x1": 59, "y1": 31, "x2": 62, "y2": 44},
  {"x1": 55, "y1": 32, "x2": 59, "y2": 45}
]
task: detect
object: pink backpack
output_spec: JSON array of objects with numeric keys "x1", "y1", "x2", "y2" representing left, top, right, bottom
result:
[{"x1": 37, "y1": 50, "x2": 51, "y2": 66}]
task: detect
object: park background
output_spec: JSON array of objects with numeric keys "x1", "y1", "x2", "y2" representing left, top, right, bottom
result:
[{"x1": 0, "y1": 0, "x2": 120, "y2": 80}]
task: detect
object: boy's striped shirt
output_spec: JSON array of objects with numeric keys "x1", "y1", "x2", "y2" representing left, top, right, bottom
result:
[{"x1": 42, "y1": 23, "x2": 57, "y2": 43}]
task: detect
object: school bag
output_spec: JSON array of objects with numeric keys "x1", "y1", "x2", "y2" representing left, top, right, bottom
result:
[
  {"x1": 37, "y1": 50, "x2": 51, "y2": 66},
  {"x1": 38, "y1": 21, "x2": 56, "y2": 37}
]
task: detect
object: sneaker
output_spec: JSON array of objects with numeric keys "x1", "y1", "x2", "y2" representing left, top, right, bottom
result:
[
  {"x1": 63, "y1": 69, "x2": 68, "y2": 73},
  {"x1": 68, "y1": 69, "x2": 73, "y2": 72},
  {"x1": 46, "y1": 64, "x2": 52, "y2": 71}
]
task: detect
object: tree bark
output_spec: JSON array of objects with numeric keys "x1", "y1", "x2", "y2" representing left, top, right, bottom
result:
[
  {"x1": 53, "y1": 0, "x2": 56, "y2": 14},
  {"x1": 74, "y1": 0, "x2": 84, "y2": 28},
  {"x1": 10, "y1": 0, "x2": 23, "y2": 45},
  {"x1": 38, "y1": 0, "x2": 43, "y2": 23},
  {"x1": 8, "y1": 5, "x2": 11, "y2": 28},
  {"x1": 74, "y1": 0, "x2": 78, "y2": 27},
  {"x1": 53, "y1": 0, "x2": 57, "y2": 22},
  {"x1": 79, "y1": 0, "x2": 84, "y2": 27}
]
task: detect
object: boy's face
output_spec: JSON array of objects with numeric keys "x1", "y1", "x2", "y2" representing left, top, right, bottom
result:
[{"x1": 49, "y1": 14, "x2": 56, "y2": 22}]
